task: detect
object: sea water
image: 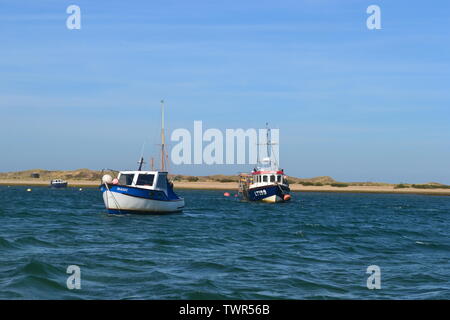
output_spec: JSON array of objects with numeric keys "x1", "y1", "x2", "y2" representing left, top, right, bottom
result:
[{"x1": 0, "y1": 186, "x2": 449, "y2": 299}]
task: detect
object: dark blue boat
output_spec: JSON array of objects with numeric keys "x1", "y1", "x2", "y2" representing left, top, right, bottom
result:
[{"x1": 238, "y1": 124, "x2": 291, "y2": 203}]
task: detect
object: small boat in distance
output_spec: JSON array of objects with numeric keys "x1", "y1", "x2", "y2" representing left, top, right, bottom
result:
[
  {"x1": 100, "y1": 100, "x2": 185, "y2": 214},
  {"x1": 238, "y1": 125, "x2": 291, "y2": 203},
  {"x1": 50, "y1": 179, "x2": 68, "y2": 188}
]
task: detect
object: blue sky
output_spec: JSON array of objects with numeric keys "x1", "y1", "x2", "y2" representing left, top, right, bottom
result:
[{"x1": 1, "y1": 0, "x2": 449, "y2": 183}]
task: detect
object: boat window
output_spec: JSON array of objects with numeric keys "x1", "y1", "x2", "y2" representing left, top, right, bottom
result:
[
  {"x1": 270, "y1": 175, "x2": 275, "y2": 182},
  {"x1": 136, "y1": 174, "x2": 155, "y2": 186},
  {"x1": 258, "y1": 175, "x2": 261, "y2": 183},
  {"x1": 263, "y1": 175, "x2": 268, "y2": 182},
  {"x1": 277, "y1": 175, "x2": 282, "y2": 183},
  {"x1": 156, "y1": 175, "x2": 167, "y2": 189},
  {"x1": 119, "y1": 174, "x2": 134, "y2": 185}
]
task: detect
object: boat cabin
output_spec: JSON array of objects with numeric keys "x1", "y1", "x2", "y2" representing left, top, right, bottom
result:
[
  {"x1": 251, "y1": 170, "x2": 287, "y2": 186},
  {"x1": 51, "y1": 179, "x2": 67, "y2": 184},
  {"x1": 117, "y1": 171, "x2": 169, "y2": 191},
  {"x1": 252, "y1": 171, "x2": 285, "y2": 184}
]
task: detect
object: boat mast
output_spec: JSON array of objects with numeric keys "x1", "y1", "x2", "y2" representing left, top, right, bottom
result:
[
  {"x1": 160, "y1": 99, "x2": 166, "y2": 171},
  {"x1": 264, "y1": 122, "x2": 278, "y2": 168},
  {"x1": 266, "y1": 122, "x2": 271, "y2": 161}
]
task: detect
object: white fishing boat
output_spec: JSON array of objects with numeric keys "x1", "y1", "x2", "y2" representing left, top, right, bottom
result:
[
  {"x1": 100, "y1": 101, "x2": 185, "y2": 214},
  {"x1": 50, "y1": 179, "x2": 68, "y2": 188}
]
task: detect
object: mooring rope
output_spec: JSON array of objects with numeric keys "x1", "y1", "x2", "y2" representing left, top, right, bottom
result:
[{"x1": 104, "y1": 183, "x2": 122, "y2": 214}]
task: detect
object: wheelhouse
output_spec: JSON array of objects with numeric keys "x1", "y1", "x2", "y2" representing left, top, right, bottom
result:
[
  {"x1": 251, "y1": 170, "x2": 287, "y2": 186},
  {"x1": 117, "y1": 171, "x2": 168, "y2": 191},
  {"x1": 51, "y1": 179, "x2": 65, "y2": 183}
]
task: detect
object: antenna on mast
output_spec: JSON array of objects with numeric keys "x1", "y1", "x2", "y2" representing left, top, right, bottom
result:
[
  {"x1": 256, "y1": 122, "x2": 273, "y2": 166},
  {"x1": 160, "y1": 99, "x2": 166, "y2": 171},
  {"x1": 137, "y1": 141, "x2": 146, "y2": 171},
  {"x1": 137, "y1": 157, "x2": 145, "y2": 171},
  {"x1": 266, "y1": 122, "x2": 271, "y2": 160},
  {"x1": 263, "y1": 122, "x2": 278, "y2": 168}
]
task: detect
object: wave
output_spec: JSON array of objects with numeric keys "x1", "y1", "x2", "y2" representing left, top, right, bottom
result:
[
  {"x1": 0, "y1": 237, "x2": 17, "y2": 249},
  {"x1": 2, "y1": 259, "x2": 67, "y2": 299},
  {"x1": 13, "y1": 236, "x2": 57, "y2": 248}
]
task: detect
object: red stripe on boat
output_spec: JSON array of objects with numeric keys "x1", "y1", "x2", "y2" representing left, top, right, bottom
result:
[{"x1": 252, "y1": 171, "x2": 284, "y2": 175}]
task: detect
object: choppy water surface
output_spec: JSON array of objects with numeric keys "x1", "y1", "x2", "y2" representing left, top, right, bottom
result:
[{"x1": 0, "y1": 186, "x2": 449, "y2": 299}]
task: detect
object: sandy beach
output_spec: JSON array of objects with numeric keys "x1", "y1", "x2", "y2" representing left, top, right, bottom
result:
[
  {"x1": 0, "y1": 179, "x2": 100, "y2": 187},
  {"x1": 1, "y1": 179, "x2": 449, "y2": 196}
]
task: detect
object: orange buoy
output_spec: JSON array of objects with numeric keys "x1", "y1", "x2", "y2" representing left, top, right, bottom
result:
[
  {"x1": 224, "y1": 192, "x2": 230, "y2": 197},
  {"x1": 283, "y1": 194, "x2": 291, "y2": 201}
]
